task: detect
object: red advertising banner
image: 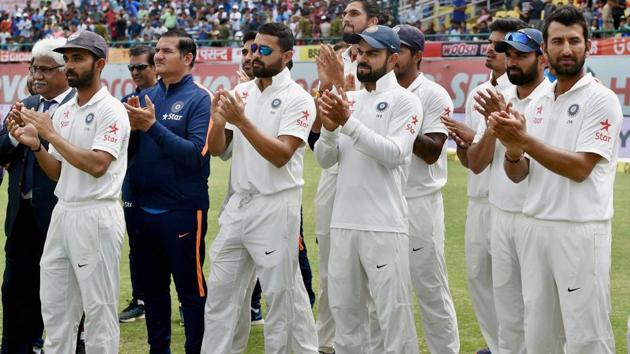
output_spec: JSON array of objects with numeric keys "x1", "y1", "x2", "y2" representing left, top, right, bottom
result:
[{"x1": 195, "y1": 47, "x2": 233, "y2": 63}]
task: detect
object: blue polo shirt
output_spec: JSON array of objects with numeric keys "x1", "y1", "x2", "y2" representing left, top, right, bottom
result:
[{"x1": 125, "y1": 74, "x2": 212, "y2": 210}]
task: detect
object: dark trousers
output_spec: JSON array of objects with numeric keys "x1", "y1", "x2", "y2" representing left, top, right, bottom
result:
[
  {"x1": 123, "y1": 203, "x2": 144, "y2": 301},
  {"x1": 1, "y1": 202, "x2": 45, "y2": 354},
  {"x1": 251, "y1": 208, "x2": 315, "y2": 309},
  {"x1": 128, "y1": 208, "x2": 208, "y2": 354}
]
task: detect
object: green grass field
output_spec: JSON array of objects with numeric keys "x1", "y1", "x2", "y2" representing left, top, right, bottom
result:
[{"x1": 1, "y1": 151, "x2": 630, "y2": 353}]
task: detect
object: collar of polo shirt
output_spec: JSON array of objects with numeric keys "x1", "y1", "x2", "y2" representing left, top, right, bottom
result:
[
  {"x1": 548, "y1": 72, "x2": 594, "y2": 98},
  {"x1": 371, "y1": 71, "x2": 398, "y2": 93},
  {"x1": 256, "y1": 67, "x2": 292, "y2": 90},
  {"x1": 407, "y1": 72, "x2": 427, "y2": 93}
]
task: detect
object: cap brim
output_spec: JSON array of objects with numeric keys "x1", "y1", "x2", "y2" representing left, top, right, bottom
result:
[
  {"x1": 346, "y1": 33, "x2": 387, "y2": 50},
  {"x1": 54, "y1": 44, "x2": 105, "y2": 58},
  {"x1": 399, "y1": 39, "x2": 422, "y2": 52},
  {"x1": 495, "y1": 40, "x2": 536, "y2": 53}
]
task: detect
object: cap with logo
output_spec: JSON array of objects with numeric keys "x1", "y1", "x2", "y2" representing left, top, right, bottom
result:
[
  {"x1": 495, "y1": 28, "x2": 543, "y2": 54},
  {"x1": 393, "y1": 24, "x2": 425, "y2": 52},
  {"x1": 346, "y1": 25, "x2": 401, "y2": 53},
  {"x1": 53, "y1": 31, "x2": 108, "y2": 59}
]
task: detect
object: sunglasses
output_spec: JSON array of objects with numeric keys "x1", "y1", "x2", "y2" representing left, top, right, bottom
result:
[
  {"x1": 250, "y1": 43, "x2": 274, "y2": 56},
  {"x1": 127, "y1": 64, "x2": 151, "y2": 72},
  {"x1": 504, "y1": 31, "x2": 542, "y2": 53}
]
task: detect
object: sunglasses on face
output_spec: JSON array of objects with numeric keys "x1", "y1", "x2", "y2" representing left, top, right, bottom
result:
[
  {"x1": 250, "y1": 43, "x2": 274, "y2": 56},
  {"x1": 127, "y1": 63, "x2": 150, "y2": 72}
]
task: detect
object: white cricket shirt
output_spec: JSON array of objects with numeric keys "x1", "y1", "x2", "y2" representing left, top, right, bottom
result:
[
  {"x1": 473, "y1": 78, "x2": 553, "y2": 212},
  {"x1": 314, "y1": 71, "x2": 423, "y2": 233},
  {"x1": 465, "y1": 73, "x2": 512, "y2": 198},
  {"x1": 523, "y1": 73, "x2": 622, "y2": 222},
  {"x1": 49, "y1": 86, "x2": 130, "y2": 202},
  {"x1": 404, "y1": 73, "x2": 453, "y2": 199},
  {"x1": 228, "y1": 67, "x2": 315, "y2": 195}
]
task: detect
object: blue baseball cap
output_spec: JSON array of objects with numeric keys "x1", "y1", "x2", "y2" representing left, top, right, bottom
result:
[
  {"x1": 346, "y1": 25, "x2": 401, "y2": 53},
  {"x1": 495, "y1": 28, "x2": 543, "y2": 54},
  {"x1": 393, "y1": 24, "x2": 425, "y2": 52}
]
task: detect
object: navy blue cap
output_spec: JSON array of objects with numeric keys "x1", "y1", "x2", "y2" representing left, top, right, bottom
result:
[
  {"x1": 393, "y1": 24, "x2": 425, "y2": 52},
  {"x1": 495, "y1": 28, "x2": 543, "y2": 54},
  {"x1": 346, "y1": 25, "x2": 401, "y2": 53}
]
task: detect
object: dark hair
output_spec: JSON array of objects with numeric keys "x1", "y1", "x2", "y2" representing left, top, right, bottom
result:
[
  {"x1": 242, "y1": 31, "x2": 257, "y2": 44},
  {"x1": 488, "y1": 17, "x2": 528, "y2": 33},
  {"x1": 542, "y1": 5, "x2": 589, "y2": 44},
  {"x1": 333, "y1": 41, "x2": 350, "y2": 52},
  {"x1": 349, "y1": 0, "x2": 384, "y2": 24},
  {"x1": 257, "y1": 23, "x2": 294, "y2": 52},
  {"x1": 129, "y1": 45, "x2": 155, "y2": 66},
  {"x1": 160, "y1": 29, "x2": 197, "y2": 68}
]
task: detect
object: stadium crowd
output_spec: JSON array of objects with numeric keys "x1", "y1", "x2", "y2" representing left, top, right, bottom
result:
[{"x1": 0, "y1": 0, "x2": 628, "y2": 50}]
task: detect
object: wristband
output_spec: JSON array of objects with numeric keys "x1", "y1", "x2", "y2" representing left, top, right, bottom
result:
[
  {"x1": 504, "y1": 152, "x2": 523, "y2": 163},
  {"x1": 31, "y1": 141, "x2": 42, "y2": 152}
]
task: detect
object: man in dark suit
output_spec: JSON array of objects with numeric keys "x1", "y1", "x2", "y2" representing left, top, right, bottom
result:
[{"x1": 0, "y1": 37, "x2": 74, "y2": 354}]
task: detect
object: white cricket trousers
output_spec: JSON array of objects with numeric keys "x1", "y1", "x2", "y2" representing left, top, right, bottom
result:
[
  {"x1": 407, "y1": 191, "x2": 460, "y2": 354},
  {"x1": 202, "y1": 189, "x2": 318, "y2": 354},
  {"x1": 464, "y1": 197, "x2": 498, "y2": 353},
  {"x1": 328, "y1": 228, "x2": 419, "y2": 354},
  {"x1": 40, "y1": 199, "x2": 124, "y2": 354},
  {"x1": 520, "y1": 216, "x2": 614, "y2": 354},
  {"x1": 314, "y1": 169, "x2": 336, "y2": 354},
  {"x1": 490, "y1": 206, "x2": 525, "y2": 354}
]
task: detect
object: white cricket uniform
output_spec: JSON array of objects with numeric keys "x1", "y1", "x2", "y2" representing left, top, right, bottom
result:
[
  {"x1": 472, "y1": 78, "x2": 552, "y2": 354},
  {"x1": 519, "y1": 73, "x2": 620, "y2": 354},
  {"x1": 464, "y1": 73, "x2": 512, "y2": 354},
  {"x1": 202, "y1": 68, "x2": 318, "y2": 354},
  {"x1": 403, "y1": 73, "x2": 459, "y2": 354},
  {"x1": 40, "y1": 87, "x2": 130, "y2": 354},
  {"x1": 314, "y1": 71, "x2": 421, "y2": 354},
  {"x1": 314, "y1": 46, "x2": 362, "y2": 354}
]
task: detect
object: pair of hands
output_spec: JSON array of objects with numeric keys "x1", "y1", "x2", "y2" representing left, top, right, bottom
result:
[
  {"x1": 6, "y1": 102, "x2": 56, "y2": 151},
  {"x1": 316, "y1": 43, "x2": 356, "y2": 92},
  {"x1": 211, "y1": 89, "x2": 247, "y2": 128},
  {"x1": 317, "y1": 88, "x2": 351, "y2": 132},
  {"x1": 124, "y1": 96, "x2": 157, "y2": 132}
]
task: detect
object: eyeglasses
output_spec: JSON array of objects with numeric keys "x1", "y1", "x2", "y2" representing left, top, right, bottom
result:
[
  {"x1": 128, "y1": 64, "x2": 151, "y2": 72},
  {"x1": 250, "y1": 43, "x2": 274, "y2": 56},
  {"x1": 29, "y1": 65, "x2": 64, "y2": 75}
]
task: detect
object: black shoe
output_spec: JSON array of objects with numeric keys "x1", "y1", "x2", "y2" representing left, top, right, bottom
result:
[
  {"x1": 251, "y1": 306, "x2": 264, "y2": 325},
  {"x1": 476, "y1": 348, "x2": 491, "y2": 354},
  {"x1": 119, "y1": 298, "x2": 145, "y2": 323},
  {"x1": 179, "y1": 304, "x2": 185, "y2": 326}
]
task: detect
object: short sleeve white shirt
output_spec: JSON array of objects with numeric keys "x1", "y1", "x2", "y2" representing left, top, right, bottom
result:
[
  {"x1": 465, "y1": 73, "x2": 512, "y2": 198},
  {"x1": 473, "y1": 78, "x2": 553, "y2": 212},
  {"x1": 49, "y1": 86, "x2": 130, "y2": 202},
  {"x1": 228, "y1": 68, "x2": 315, "y2": 195},
  {"x1": 523, "y1": 73, "x2": 622, "y2": 221},
  {"x1": 315, "y1": 71, "x2": 423, "y2": 233},
  {"x1": 405, "y1": 73, "x2": 452, "y2": 198}
]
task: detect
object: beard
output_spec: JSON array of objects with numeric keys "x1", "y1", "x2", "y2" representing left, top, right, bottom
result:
[
  {"x1": 252, "y1": 58, "x2": 283, "y2": 78},
  {"x1": 66, "y1": 63, "x2": 96, "y2": 89},
  {"x1": 357, "y1": 61, "x2": 388, "y2": 83},
  {"x1": 506, "y1": 63, "x2": 539, "y2": 86},
  {"x1": 547, "y1": 51, "x2": 586, "y2": 77}
]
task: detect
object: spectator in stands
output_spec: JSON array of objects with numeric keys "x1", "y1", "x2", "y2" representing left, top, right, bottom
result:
[
  {"x1": 402, "y1": 0, "x2": 422, "y2": 25},
  {"x1": 528, "y1": 0, "x2": 544, "y2": 28},
  {"x1": 424, "y1": 21, "x2": 437, "y2": 36},
  {"x1": 229, "y1": 4, "x2": 242, "y2": 36},
  {"x1": 542, "y1": 0, "x2": 556, "y2": 19},
  {"x1": 452, "y1": 0, "x2": 467, "y2": 24},
  {"x1": 161, "y1": 6, "x2": 177, "y2": 30},
  {"x1": 320, "y1": 15, "x2": 332, "y2": 37}
]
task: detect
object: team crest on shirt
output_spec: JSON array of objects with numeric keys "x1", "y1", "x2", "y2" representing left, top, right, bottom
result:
[
  {"x1": 568, "y1": 104, "x2": 580, "y2": 117},
  {"x1": 595, "y1": 119, "x2": 613, "y2": 143},
  {"x1": 376, "y1": 102, "x2": 388, "y2": 112},
  {"x1": 171, "y1": 101, "x2": 185, "y2": 113},
  {"x1": 85, "y1": 113, "x2": 94, "y2": 124},
  {"x1": 271, "y1": 98, "x2": 282, "y2": 108}
]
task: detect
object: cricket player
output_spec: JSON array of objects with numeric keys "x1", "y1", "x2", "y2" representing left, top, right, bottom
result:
[
  {"x1": 442, "y1": 18, "x2": 526, "y2": 354},
  {"x1": 7, "y1": 31, "x2": 130, "y2": 354},
  {"x1": 489, "y1": 6, "x2": 621, "y2": 353},
  {"x1": 312, "y1": 2, "x2": 381, "y2": 352},
  {"x1": 314, "y1": 25, "x2": 421, "y2": 354},
  {"x1": 123, "y1": 30, "x2": 211, "y2": 354},
  {"x1": 202, "y1": 23, "x2": 318, "y2": 354},
  {"x1": 393, "y1": 24, "x2": 460, "y2": 354},
  {"x1": 467, "y1": 28, "x2": 552, "y2": 354}
]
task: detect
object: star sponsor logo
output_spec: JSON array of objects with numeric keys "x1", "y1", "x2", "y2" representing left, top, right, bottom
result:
[
  {"x1": 296, "y1": 110, "x2": 310, "y2": 128},
  {"x1": 533, "y1": 104, "x2": 544, "y2": 125},
  {"x1": 162, "y1": 112, "x2": 183, "y2": 121},
  {"x1": 405, "y1": 115, "x2": 417, "y2": 135},
  {"x1": 103, "y1": 123, "x2": 120, "y2": 143},
  {"x1": 595, "y1": 119, "x2": 613, "y2": 143},
  {"x1": 61, "y1": 110, "x2": 71, "y2": 128},
  {"x1": 536, "y1": 104, "x2": 543, "y2": 115},
  {"x1": 410, "y1": 115, "x2": 418, "y2": 125}
]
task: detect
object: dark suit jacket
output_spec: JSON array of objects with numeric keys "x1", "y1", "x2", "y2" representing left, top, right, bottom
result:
[{"x1": 0, "y1": 90, "x2": 76, "y2": 237}]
